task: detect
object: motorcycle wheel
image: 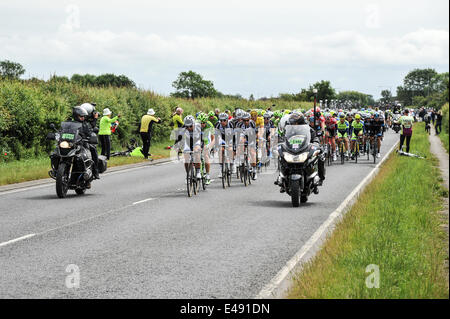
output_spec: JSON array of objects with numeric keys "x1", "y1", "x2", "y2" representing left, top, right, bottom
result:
[
  {"x1": 56, "y1": 163, "x2": 69, "y2": 198},
  {"x1": 291, "y1": 179, "x2": 300, "y2": 207}
]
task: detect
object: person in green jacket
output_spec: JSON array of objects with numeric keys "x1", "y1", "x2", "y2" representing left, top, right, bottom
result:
[{"x1": 98, "y1": 108, "x2": 121, "y2": 160}]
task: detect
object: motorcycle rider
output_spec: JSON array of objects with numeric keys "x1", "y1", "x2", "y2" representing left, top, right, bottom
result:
[
  {"x1": 275, "y1": 112, "x2": 325, "y2": 192},
  {"x1": 78, "y1": 103, "x2": 100, "y2": 179}
]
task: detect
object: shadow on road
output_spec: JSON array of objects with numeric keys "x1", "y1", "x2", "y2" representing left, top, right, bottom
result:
[
  {"x1": 248, "y1": 199, "x2": 315, "y2": 209},
  {"x1": 25, "y1": 193, "x2": 96, "y2": 200}
]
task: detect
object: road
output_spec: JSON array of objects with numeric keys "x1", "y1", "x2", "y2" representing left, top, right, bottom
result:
[{"x1": 0, "y1": 131, "x2": 398, "y2": 298}]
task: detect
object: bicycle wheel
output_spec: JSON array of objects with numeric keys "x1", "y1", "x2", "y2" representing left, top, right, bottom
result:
[
  {"x1": 192, "y1": 165, "x2": 199, "y2": 195},
  {"x1": 243, "y1": 160, "x2": 248, "y2": 187},
  {"x1": 373, "y1": 141, "x2": 377, "y2": 164},
  {"x1": 355, "y1": 141, "x2": 359, "y2": 163},
  {"x1": 221, "y1": 163, "x2": 226, "y2": 189},
  {"x1": 186, "y1": 164, "x2": 193, "y2": 197},
  {"x1": 226, "y1": 164, "x2": 231, "y2": 187},
  {"x1": 327, "y1": 143, "x2": 331, "y2": 166},
  {"x1": 201, "y1": 162, "x2": 206, "y2": 191},
  {"x1": 340, "y1": 143, "x2": 345, "y2": 165},
  {"x1": 366, "y1": 140, "x2": 370, "y2": 160}
]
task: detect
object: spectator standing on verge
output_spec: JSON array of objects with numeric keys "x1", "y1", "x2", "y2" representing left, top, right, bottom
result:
[
  {"x1": 98, "y1": 108, "x2": 120, "y2": 160},
  {"x1": 398, "y1": 109, "x2": 414, "y2": 153},
  {"x1": 435, "y1": 110, "x2": 443, "y2": 135},
  {"x1": 139, "y1": 108, "x2": 161, "y2": 159},
  {"x1": 431, "y1": 109, "x2": 436, "y2": 126}
]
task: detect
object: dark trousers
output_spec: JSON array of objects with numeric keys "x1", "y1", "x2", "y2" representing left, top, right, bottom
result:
[
  {"x1": 435, "y1": 122, "x2": 442, "y2": 135},
  {"x1": 399, "y1": 134, "x2": 412, "y2": 153},
  {"x1": 99, "y1": 135, "x2": 111, "y2": 160},
  {"x1": 89, "y1": 144, "x2": 99, "y2": 174},
  {"x1": 140, "y1": 132, "x2": 152, "y2": 158}
]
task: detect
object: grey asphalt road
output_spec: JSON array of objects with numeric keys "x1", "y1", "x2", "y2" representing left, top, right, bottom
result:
[{"x1": 0, "y1": 131, "x2": 398, "y2": 298}]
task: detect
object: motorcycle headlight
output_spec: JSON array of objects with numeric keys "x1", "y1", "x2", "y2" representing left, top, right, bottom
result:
[
  {"x1": 283, "y1": 152, "x2": 308, "y2": 163},
  {"x1": 59, "y1": 141, "x2": 71, "y2": 149}
]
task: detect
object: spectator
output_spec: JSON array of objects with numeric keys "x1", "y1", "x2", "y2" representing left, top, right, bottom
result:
[
  {"x1": 139, "y1": 108, "x2": 161, "y2": 159},
  {"x1": 98, "y1": 108, "x2": 120, "y2": 160},
  {"x1": 172, "y1": 107, "x2": 184, "y2": 128},
  {"x1": 435, "y1": 110, "x2": 443, "y2": 135},
  {"x1": 398, "y1": 109, "x2": 414, "y2": 153},
  {"x1": 424, "y1": 112, "x2": 431, "y2": 135},
  {"x1": 431, "y1": 109, "x2": 436, "y2": 126}
]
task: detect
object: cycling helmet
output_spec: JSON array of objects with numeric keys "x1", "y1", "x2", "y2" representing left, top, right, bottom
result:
[
  {"x1": 198, "y1": 113, "x2": 208, "y2": 123},
  {"x1": 235, "y1": 109, "x2": 243, "y2": 119},
  {"x1": 218, "y1": 113, "x2": 229, "y2": 121},
  {"x1": 263, "y1": 112, "x2": 271, "y2": 119},
  {"x1": 184, "y1": 115, "x2": 195, "y2": 127},
  {"x1": 250, "y1": 109, "x2": 258, "y2": 117},
  {"x1": 284, "y1": 109, "x2": 291, "y2": 115},
  {"x1": 355, "y1": 114, "x2": 361, "y2": 120},
  {"x1": 338, "y1": 112, "x2": 345, "y2": 119},
  {"x1": 208, "y1": 111, "x2": 215, "y2": 117},
  {"x1": 73, "y1": 106, "x2": 88, "y2": 122},
  {"x1": 374, "y1": 112, "x2": 380, "y2": 118},
  {"x1": 242, "y1": 112, "x2": 251, "y2": 121}
]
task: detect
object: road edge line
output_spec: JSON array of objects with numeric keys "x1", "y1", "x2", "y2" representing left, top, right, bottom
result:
[{"x1": 255, "y1": 140, "x2": 399, "y2": 299}]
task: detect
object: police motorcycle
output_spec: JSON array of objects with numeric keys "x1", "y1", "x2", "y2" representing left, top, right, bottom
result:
[
  {"x1": 47, "y1": 107, "x2": 107, "y2": 198},
  {"x1": 274, "y1": 114, "x2": 326, "y2": 207}
]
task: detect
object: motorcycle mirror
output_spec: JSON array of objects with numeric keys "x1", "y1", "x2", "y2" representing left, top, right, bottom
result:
[{"x1": 50, "y1": 123, "x2": 56, "y2": 129}]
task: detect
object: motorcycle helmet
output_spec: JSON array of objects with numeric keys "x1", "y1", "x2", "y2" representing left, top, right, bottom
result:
[
  {"x1": 73, "y1": 106, "x2": 88, "y2": 122},
  {"x1": 288, "y1": 113, "x2": 306, "y2": 125},
  {"x1": 79, "y1": 102, "x2": 96, "y2": 116}
]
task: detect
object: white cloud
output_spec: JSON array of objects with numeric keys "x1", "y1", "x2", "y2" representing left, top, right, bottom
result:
[{"x1": 1, "y1": 28, "x2": 448, "y2": 70}]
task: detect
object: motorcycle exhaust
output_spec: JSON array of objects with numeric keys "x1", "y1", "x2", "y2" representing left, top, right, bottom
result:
[{"x1": 84, "y1": 169, "x2": 93, "y2": 181}]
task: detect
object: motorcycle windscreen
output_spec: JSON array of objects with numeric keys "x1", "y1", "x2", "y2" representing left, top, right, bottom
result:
[
  {"x1": 284, "y1": 124, "x2": 311, "y2": 152},
  {"x1": 60, "y1": 121, "x2": 82, "y2": 142}
]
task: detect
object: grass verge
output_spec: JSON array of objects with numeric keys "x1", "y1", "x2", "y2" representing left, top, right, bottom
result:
[
  {"x1": 0, "y1": 139, "x2": 172, "y2": 186},
  {"x1": 438, "y1": 132, "x2": 449, "y2": 154},
  {"x1": 287, "y1": 123, "x2": 449, "y2": 299}
]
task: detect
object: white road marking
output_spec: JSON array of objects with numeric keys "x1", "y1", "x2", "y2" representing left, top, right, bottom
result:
[
  {"x1": 0, "y1": 234, "x2": 36, "y2": 248},
  {"x1": 255, "y1": 139, "x2": 399, "y2": 299},
  {"x1": 132, "y1": 198, "x2": 156, "y2": 205}
]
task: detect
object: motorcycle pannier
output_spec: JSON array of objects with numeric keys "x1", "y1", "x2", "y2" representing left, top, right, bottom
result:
[{"x1": 98, "y1": 155, "x2": 108, "y2": 174}]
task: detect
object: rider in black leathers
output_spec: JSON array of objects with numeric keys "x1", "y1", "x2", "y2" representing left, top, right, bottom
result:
[{"x1": 74, "y1": 105, "x2": 100, "y2": 179}]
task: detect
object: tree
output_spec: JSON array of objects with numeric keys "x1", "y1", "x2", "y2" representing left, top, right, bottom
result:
[
  {"x1": 336, "y1": 91, "x2": 370, "y2": 106},
  {"x1": 0, "y1": 60, "x2": 25, "y2": 80},
  {"x1": 380, "y1": 90, "x2": 392, "y2": 104},
  {"x1": 171, "y1": 71, "x2": 217, "y2": 99},
  {"x1": 306, "y1": 81, "x2": 336, "y2": 102}
]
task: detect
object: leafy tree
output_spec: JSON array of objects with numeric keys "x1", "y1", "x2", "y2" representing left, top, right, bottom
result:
[
  {"x1": 306, "y1": 81, "x2": 336, "y2": 102},
  {"x1": 171, "y1": 71, "x2": 217, "y2": 99},
  {"x1": 380, "y1": 90, "x2": 392, "y2": 104},
  {"x1": 0, "y1": 60, "x2": 25, "y2": 80},
  {"x1": 336, "y1": 91, "x2": 370, "y2": 106}
]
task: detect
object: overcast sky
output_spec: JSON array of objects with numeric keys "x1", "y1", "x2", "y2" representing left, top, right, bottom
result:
[{"x1": 1, "y1": 0, "x2": 448, "y2": 99}]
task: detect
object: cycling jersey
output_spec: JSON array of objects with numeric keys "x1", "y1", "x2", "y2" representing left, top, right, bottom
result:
[
  {"x1": 365, "y1": 119, "x2": 384, "y2": 136},
  {"x1": 181, "y1": 123, "x2": 202, "y2": 152},
  {"x1": 351, "y1": 120, "x2": 364, "y2": 138},
  {"x1": 215, "y1": 121, "x2": 235, "y2": 144},
  {"x1": 201, "y1": 121, "x2": 214, "y2": 145},
  {"x1": 337, "y1": 120, "x2": 349, "y2": 137}
]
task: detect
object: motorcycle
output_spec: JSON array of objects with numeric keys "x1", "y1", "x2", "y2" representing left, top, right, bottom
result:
[
  {"x1": 275, "y1": 124, "x2": 325, "y2": 207},
  {"x1": 392, "y1": 115, "x2": 401, "y2": 134},
  {"x1": 47, "y1": 122, "x2": 107, "y2": 198}
]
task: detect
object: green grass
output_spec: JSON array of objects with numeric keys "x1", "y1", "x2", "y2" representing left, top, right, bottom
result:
[
  {"x1": 287, "y1": 122, "x2": 448, "y2": 299},
  {"x1": 439, "y1": 132, "x2": 449, "y2": 153},
  {"x1": 0, "y1": 139, "x2": 172, "y2": 186}
]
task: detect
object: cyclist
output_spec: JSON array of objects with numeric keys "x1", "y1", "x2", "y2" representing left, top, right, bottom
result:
[
  {"x1": 263, "y1": 112, "x2": 275, "y2": 159},
  {"x1": 365, "y1": 112, "x2": 384, "y2": 158},
  {"x1": 179, "y1": 115, "x2": 202, "y2": 180},
  {"x1": 324, "y1": 112, "x2": 338, "y2": 161},
  {"x1": 208, "y1": 111, "x2": 218, "y2": 126},
  {"x1": 237, "y1": 112, "x2": 258, "y2": 180},
  {"x1": 197, "y1": 113, "x2": 215, "y2": 184},
  {"x1": 336, "y1": 112, "x2": 350, "y2": 159},
  {"x1": 350, "y1": 114, "x2": 364, "y2": 160},
  {"x1": 215, "y1": 112, "x2": 235, "y2": 178}
]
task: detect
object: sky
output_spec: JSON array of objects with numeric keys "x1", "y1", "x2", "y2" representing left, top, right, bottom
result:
[{"x1": 1, "y1": 0, "x2": 448, "y2": 99}]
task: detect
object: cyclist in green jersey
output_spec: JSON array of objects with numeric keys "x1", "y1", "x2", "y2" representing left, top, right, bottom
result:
[
  {"x1": 350, "y1": 114, "x2": 364, "y2": 160},
  {"x1": 198, "y1": 113, "x2": 215, "y2": 184},
  {"x1": 337, "y1": 112, "x2": 350, "y2": 158},
  {"x1": 208, "y1": 111, "x2": 218, "y2": 126}
]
